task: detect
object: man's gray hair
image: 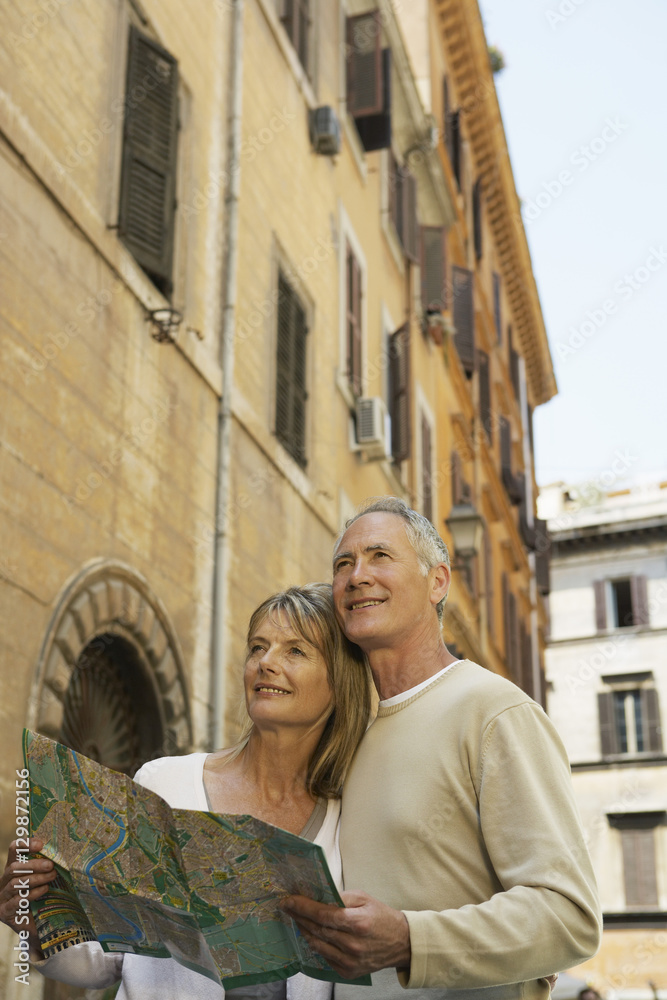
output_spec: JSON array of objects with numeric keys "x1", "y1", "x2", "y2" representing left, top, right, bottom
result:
[{"x1": 337, "y1": 496, "x2": 450, "y2": 622}]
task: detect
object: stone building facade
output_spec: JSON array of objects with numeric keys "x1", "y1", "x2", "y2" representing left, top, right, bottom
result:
[{"x1": 542, "y1": 481, "x2": 667, "y2": 996}]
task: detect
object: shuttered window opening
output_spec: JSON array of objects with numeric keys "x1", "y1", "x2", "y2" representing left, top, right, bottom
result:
[
  {"x1": 621, "y1": 827, "x2": 659, "y2": 908},
  {"x1": 281, "y1": 0, "x2": 311, "y2": 73},
  {"x1": 478, "y1": 350, "x2": 492, "y2": 444},
  {"x1": 446, "y1": 106, "x2": 461, "y2": 188},
  {"x1": 520, "y1": 624, "x2": 534, "y2": 698},
  {"x1": 499, "y1": 415, "x2": 523, "y2": 505},
  {"x1": 389, "y1": 154, "x2": 419, "y2": 261},
  {"x1": 275, "y1": 272, "x2": 308, "y2": 468},
  {"x1": 507, "y1": 326, "x2": 521, "y2": 403},
  {"x1": 346, "y1": 244, "x2": 362, "y2": 396},
  {"x1": 493, "y1": 272, "x2": 502, "y2": 342},
  {"x1": 484, "y1": 527, "x2": 494, "y2": 638},
  {"x1": 118, "y1": 26, "x2": 179, "y2": 298},
  {"x1": 594, "y1": 575, "x2": 650, "y2": 630},
  {"x1": 451, "y1": 265, "x2": 475, "y2": 377},
  {"x1": 502, "y1": 573, "x2": 519, "y2": 681},
  {"x1": 388, "y1": 324, "x2": 410, "y2": 463},
  {"x1": 347, "y1": 14, "x2": 392, "y2": 154},
  {"x1": 598, "y1": 685, "x2": 663, "y2": 755},
  {"x1": 421, "y1": 415, "x2": 433, "y2": 523},
  {"x1": 472, "y1": 178, "x2": 483, "y2": 260},
  {"x1": 421, "y1": 226, "x2": 447, "y2": 313}
]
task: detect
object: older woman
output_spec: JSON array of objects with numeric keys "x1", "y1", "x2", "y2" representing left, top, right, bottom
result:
[{"x1": 0, "y1": 583, "x2": 372, "y2": 1000}]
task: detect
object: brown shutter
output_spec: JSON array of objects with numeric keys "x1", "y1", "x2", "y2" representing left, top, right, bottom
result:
[
  {"x1": 389, "y1": 323, "x2": 410, "y2": 462},
  {"x1": 484, "y1": 527, "x2": 495, "y2": 638},
  {"x1": 448, "y1": 108, "x2": 461, "y2": 187},
  {"x1": 421, "y1": 415, "x2": 433, "y2": 522},
  {"x1": 275, "y1": 273, "x2": 308, "y2": 468},
  {"x1": 442, "y1": 76, "x2": 451, "y2": 145},
  {"x1": 403, "y1": 170, "x2": 419, "y2": 262},
  {"x1": 118, "y1": 25, "x2": 179, "y2": 297},
  {"x1": 478, "y1": 350, "x2": 492, "y2": 444},
  {"x1": 451, "y1": 265, "x2": 475, "y2": 377},
  {"x1": 493, "y1": 272, "x2": 502, "y2": 342},
  {"x1": 346, "y1": 13, "x2": 383, "y2": 117},
  {"x1": 500, "y1": 416, "x2": 512, "y2": 476},
  {"x1": 508, "y1": 590, "x2": 519, "y2": 682},
  {"x1": 598, "y1": 691, "x2": 617, "y2": 755},
  {"x1": 507, "y1": 326, "x2": 521, "y2": 402},
  {"x1": 353, "y1": 48, "x2": 392, "y2": 152},
  {"x1": 502, "y1": 573, "x2": 512, "y2": 674},
  {"x1": 346, "y1": 244, "x2": 362, "y2": 396},
  {"x1": 521, "y1": 626, "x2": 534, "y2": 698},
  {"x1": 621, "y1": 828, "x2": 658, "y2": 907},
  {"x1": 421, "y1": 226, "x2": 447, "y2": 313},
  {"x1": 451, "y1": 450, "x2": 462, "y2": 506},
  {"x1": 642, "y1": 687, "x2": 663, "y2": 752},
  {"x1": 594, "y1": 580, "x2": 607, "y2": 631},
  {"x1": 631, "y1": 575, "x2": 649, "y2": 626},
  {"x1": 472, "y1": 178, "x2": 483, "y2": 260}
]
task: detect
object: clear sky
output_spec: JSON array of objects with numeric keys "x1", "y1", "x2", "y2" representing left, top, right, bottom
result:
[{"x1": 477, "y1": 0, "x2": 667, "y2": 490}]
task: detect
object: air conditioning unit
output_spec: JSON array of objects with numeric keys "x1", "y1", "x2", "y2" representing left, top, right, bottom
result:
[
  {"x1": 309, "y1": 106, "x2": 341, "y2": 156},
  {"x1": 355, "y1": 397, "x2": 391, "y2": 461}
]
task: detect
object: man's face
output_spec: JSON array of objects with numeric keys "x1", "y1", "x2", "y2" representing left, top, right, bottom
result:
[{"x1": 332, "y1": 512, "x2": 448, "y2": 650}]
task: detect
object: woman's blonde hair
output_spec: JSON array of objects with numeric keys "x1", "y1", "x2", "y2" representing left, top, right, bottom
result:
[{"x1": 230, "y1": 583, "x2": 372, "y2": 799}]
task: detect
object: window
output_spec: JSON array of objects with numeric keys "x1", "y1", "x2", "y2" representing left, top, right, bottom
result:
[
  {"x1": 507, "y1": 325, "x2": 521, "y2": 404},
  {"x1": 420, "y1": 411, "x2": 433, "y2": 523},
  {"x1": 118, "y1": 25, "x2": 180, "y2": 298},
  {"x1": 608, "y1": 813, "x2": 663, "y2": 909},
  {"x1": 346, "y1": 243, "x2": 362, "y2": 396},
  {"x1": 598, "y1": 674, "x2": 663, "y2": 756},
  {"x1": 472, "y1": 178, "x2": 483, "y2": 260},
  {"x1": 420, "y1": 226, "x2": 448, "y2": 314},
  {"x1": 499, "y1": 416, "x2": 522, "y2": 504},
  {"x1": 280, "y1": 0, "x2": 311, "y2": 72},
  {"x1": 442, "y1": 75, "x2": 461, "y2": 190},
  {"x1": 346, "y1": 13, "x2": 392, "y2": 152},
  {"x1": 388, "y1": 324, "x2": 410, "y2": 463},
  {"x1": 594, "y1": 576, "x2": 650, "y2": 630},
  {"x1": 451, "y1": 265, "x2": 474, "y2": 377},
  {"x1": 493, "y1": 272, "x2": 502, "y2": 342},
  {"x1": 478, "y1": 350, "x2": 492, "y2": 444},
  {"x1": 275, "y1": 272, "x2": 308, "y2": 468},
  {"x1": 388, "y1": 154, "x2": 418, "y2": 261}
]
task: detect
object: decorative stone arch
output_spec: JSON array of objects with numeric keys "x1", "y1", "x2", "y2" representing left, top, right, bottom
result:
[{"x1": 27, "y1": 559, "x2": 192, "y2": 773}]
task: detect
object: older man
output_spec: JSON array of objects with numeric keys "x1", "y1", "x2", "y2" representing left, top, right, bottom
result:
[{"x1": 283, "y1": 496, "x2": 601, "y2": 998}]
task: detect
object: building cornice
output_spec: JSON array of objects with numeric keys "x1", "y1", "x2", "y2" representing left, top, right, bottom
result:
[
  {"x1": 551, "y1": 518, "x2": 667, "y2": 554},
  {"x1": 433, "y1": 0, "x2": 557, "y2": 406}
]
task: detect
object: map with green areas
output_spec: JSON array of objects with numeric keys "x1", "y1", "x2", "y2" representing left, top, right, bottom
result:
[{"x1": 24, "y1": 730, "x2": 370, "y2": 989}]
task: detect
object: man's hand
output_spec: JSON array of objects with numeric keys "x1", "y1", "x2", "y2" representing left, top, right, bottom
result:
[
  {"x1": 281, "y1": 890, "x2": 411, "y2": 981},
  {"x1": 0, "y1": 838, "x2": 56, "y2": 955}
]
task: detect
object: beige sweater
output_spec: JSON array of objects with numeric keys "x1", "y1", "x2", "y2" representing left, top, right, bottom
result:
[{"x1": 336, "y1": 660, "x2": 601, "y2": 999}]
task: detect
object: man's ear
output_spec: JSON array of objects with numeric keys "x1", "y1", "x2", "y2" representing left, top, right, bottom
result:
[{"x1": 430, "y1": 562, "x2": 450, "y2": 607}]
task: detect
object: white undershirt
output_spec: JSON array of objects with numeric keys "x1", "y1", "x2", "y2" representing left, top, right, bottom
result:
[{"x1": 379, "y1": 660, "x2": 462, "y2": 707}]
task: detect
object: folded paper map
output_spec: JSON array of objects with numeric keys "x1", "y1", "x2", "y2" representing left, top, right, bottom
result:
[{"x1": 24, "y1": 730, "x2": 369, "y2": 989}]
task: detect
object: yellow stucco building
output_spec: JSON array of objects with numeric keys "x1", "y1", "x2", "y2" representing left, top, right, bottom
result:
[{"x1": 0, "y1": 1, "x2": 555, "y2": 995}]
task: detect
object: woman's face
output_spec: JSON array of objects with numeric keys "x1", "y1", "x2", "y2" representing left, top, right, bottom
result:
[{"x1": 244, "y1": 611, "x2": 334, "y2": 733}]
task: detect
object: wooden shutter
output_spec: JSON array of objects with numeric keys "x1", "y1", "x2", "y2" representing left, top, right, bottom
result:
[
  {"x1": 421, "y1": 415, "x2": 433, "y2": 522},
  {"x1": 447, "y1": 108, "x2": 461, "y2": 187},
  {"x1": 594, "y1": 580, "x2": 607, "y2": 631},
  {"x1": 451, "y1": 450, "x2": 462, "y2": 505},
  {"x1": 472, "y1": 178, "x2": 483, "y2": 260},
  {"x1": 534, "y1": 537, "x2": 551, "y2": 596},
  {"x1": 421, "y1": 226, "x2": 447, "y2": 313},
  {"x1": 521, "y1": 625, "x2": 534, "y2": 698},
  {"x1": 389, "y1": 324, "x2": 410, "y2": 462},
  {"x1": 275, "y1": 273, "x2": 308, "y2": 468},
  {"x1": 478, "y1": 350, "x2": 492, "y2": 444},
  {"x1": 493, "y1": 272, "x2": 502, "y2": 342},
  {"x1": 403, "y1": 169, "x2": 419, "y2": 262},
  {"x1": 642, "y1": 687, "x2": 663, "y2": 752},
  {"x1": 451, "y1": 265, "x2": 475, "y2": 376},
  {"x1": 346, "y1": 13, "x2": 382, "y2": 116},
  {"x1": 598, "y1": 691, "x2": 617, "y2": 755},
  {"x1": 353, "y1": 48, "x2": 392, "y2": 152},
  {"x1": 346, "y1": 244, "x2": 362, "y2": 396},
  {"x1": 118, "y1": 26, "x2": 180, "y2": 297},
  {"x1": 621, "y1": 828, "x2": 658, "y2": 907},
  {"x1": 631, "y1": 575, "x2": 649, "y2": 626},
  {"x1": 502, "y1": 573, "x2": 518, "y2": 680},
  {"x1": 484, "y1": 527, "x2": 495, "y2": 638}
]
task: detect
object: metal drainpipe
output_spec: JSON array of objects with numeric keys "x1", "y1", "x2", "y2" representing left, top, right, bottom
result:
[{"x1": 211, "y1": 0, "x2": 245, "y2": 750}]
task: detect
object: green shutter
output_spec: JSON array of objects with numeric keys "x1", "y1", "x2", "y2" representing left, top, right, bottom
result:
[
  {"x1": 118, "y1": 26, "x2": 179, "y2": 296},
  {"x1": 346, "y1": 13, "x2": 383, "y2": 117},
  {"x1": 421, "y1": 226, "x2": 447, "y2": 313},
  {"x1": 275, "y1": 273, "x2": 308, "y2": 468}
]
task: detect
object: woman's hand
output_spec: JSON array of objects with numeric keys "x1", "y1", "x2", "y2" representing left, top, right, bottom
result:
[{"x1": 0, "y1": 838, "x2": 56, "y2": 955}]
